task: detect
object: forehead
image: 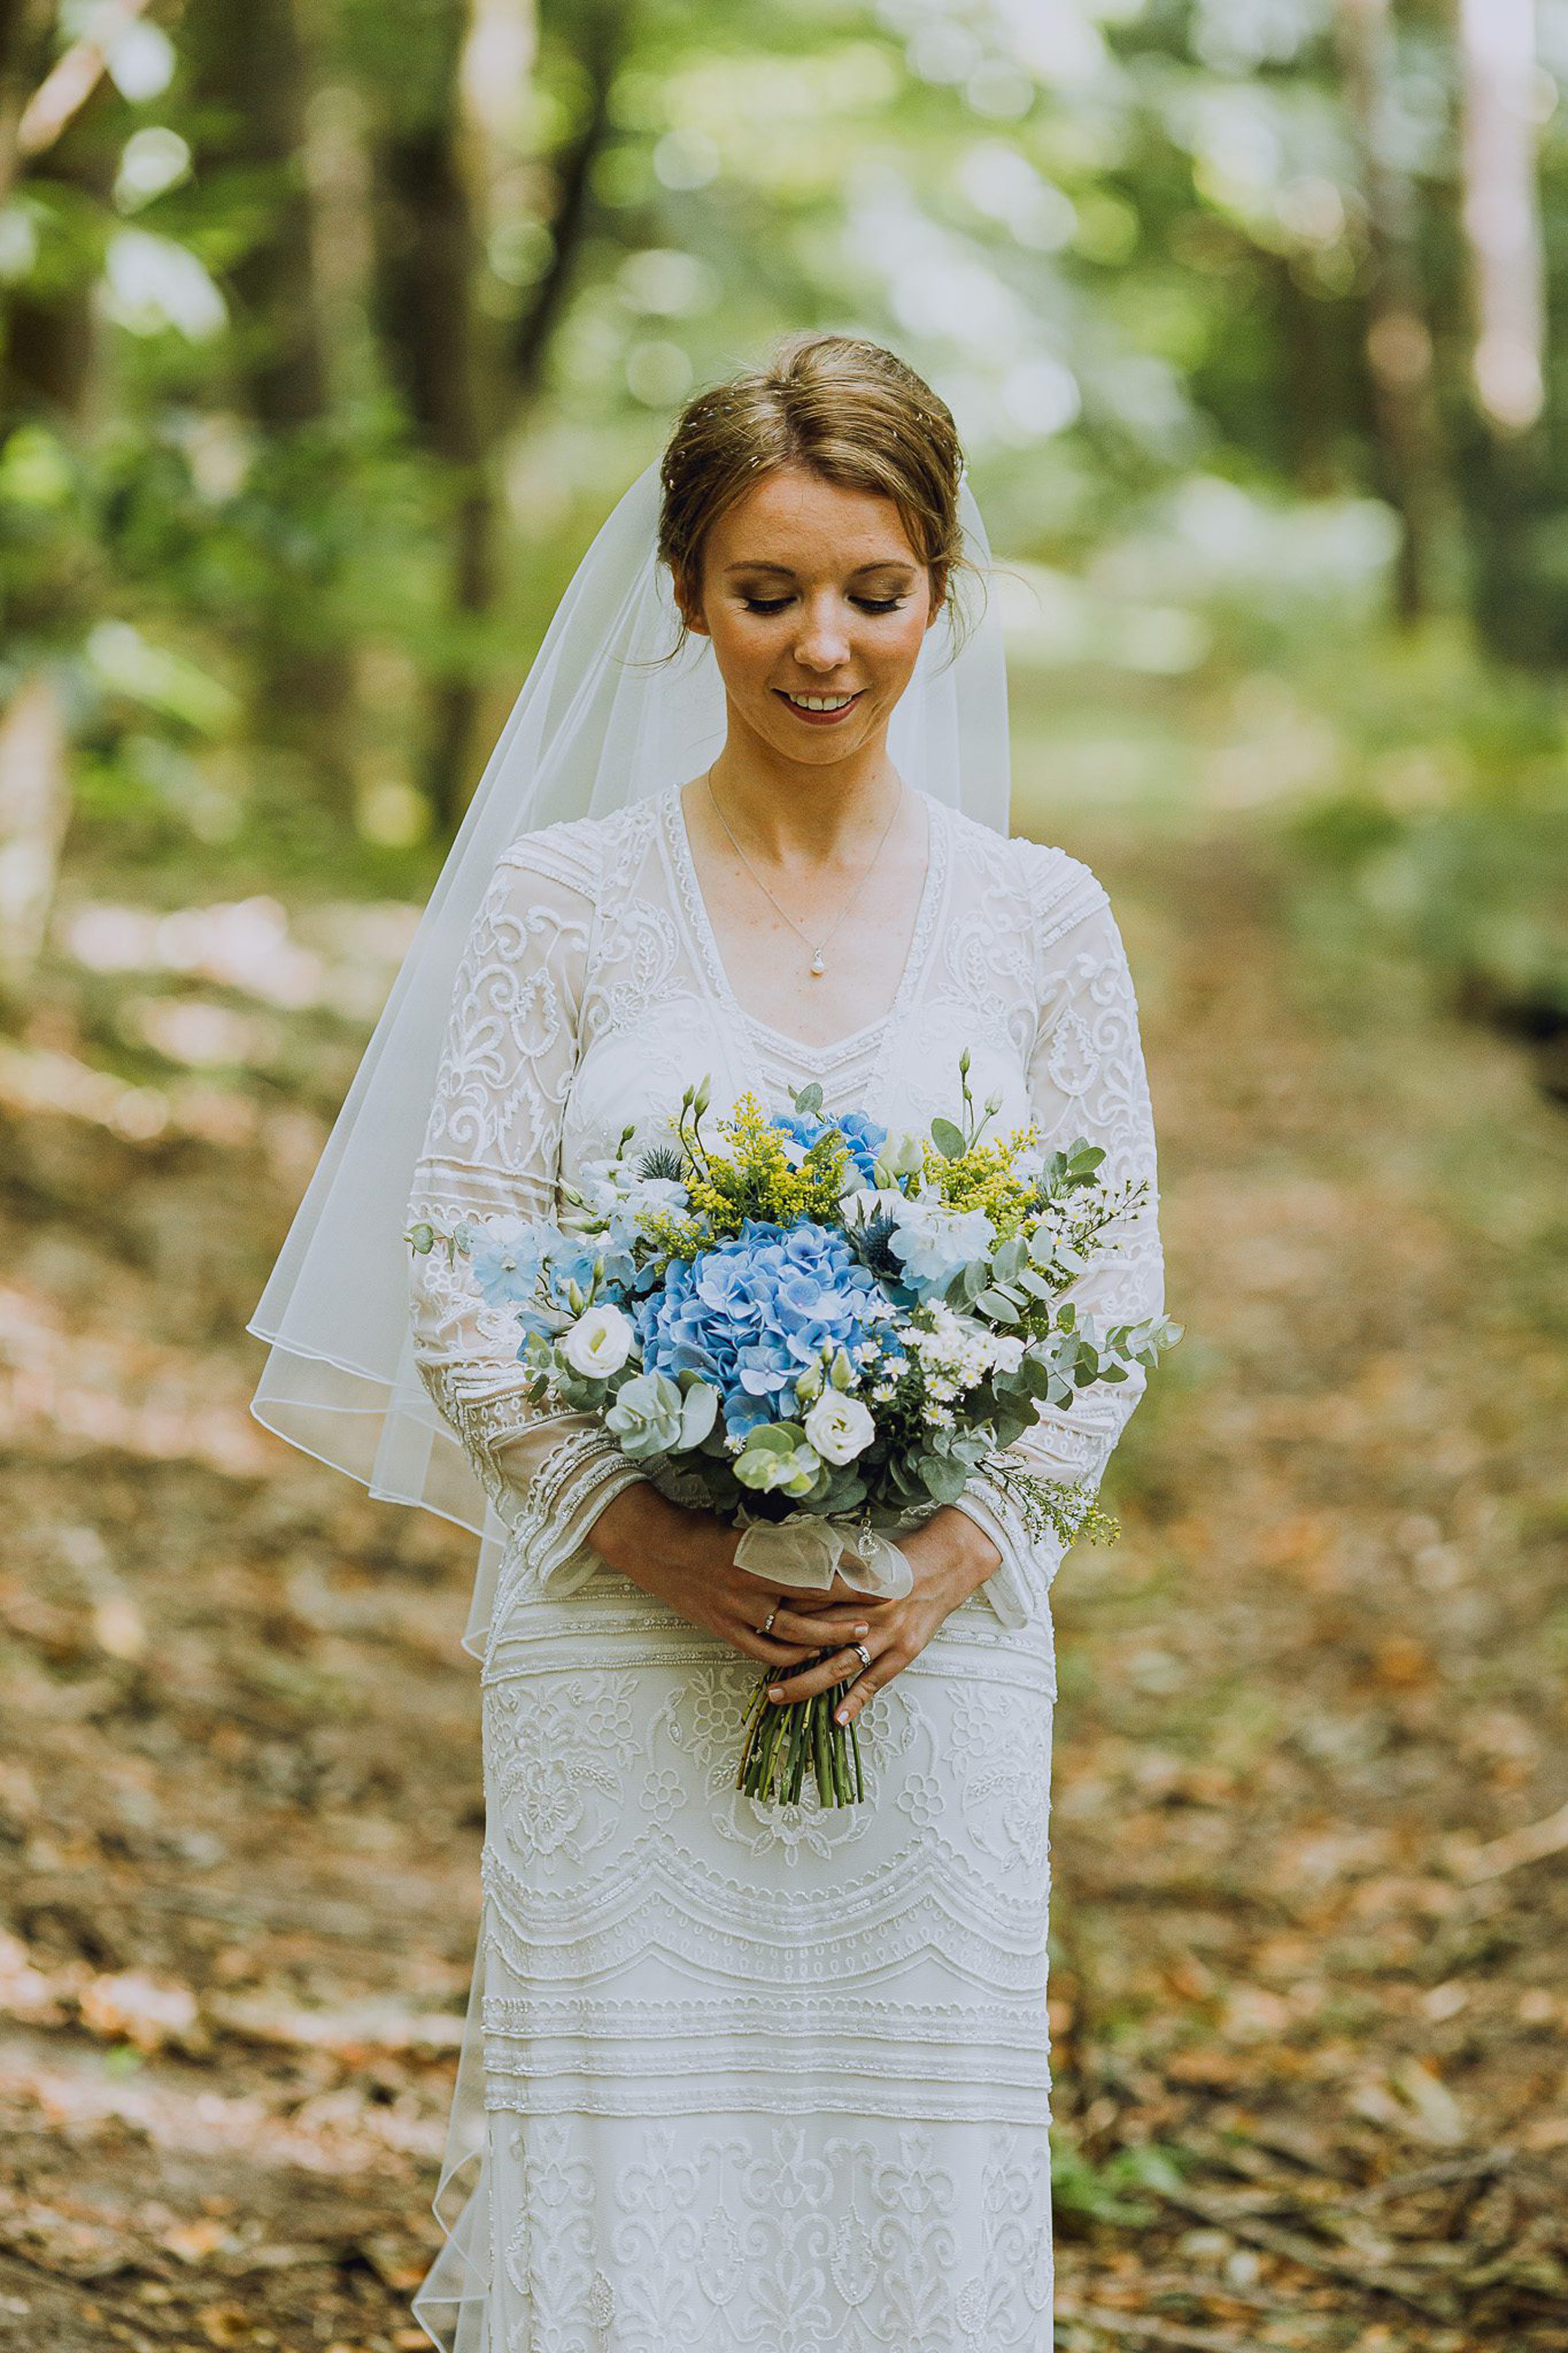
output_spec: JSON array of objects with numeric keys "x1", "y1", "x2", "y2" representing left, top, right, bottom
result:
[{"x1": 708, "y1": 466, "x2": 923, "y2": 573}]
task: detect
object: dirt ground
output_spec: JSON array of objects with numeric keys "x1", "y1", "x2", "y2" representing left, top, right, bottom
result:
[{"x1": 1, "y1": 822, "x2": 1565, "y2": 2352}]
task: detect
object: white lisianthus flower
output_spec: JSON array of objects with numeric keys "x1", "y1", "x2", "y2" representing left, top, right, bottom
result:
[
  {"x1": 803, "y1": 1392, "x2": 877, "y2": 1466},
  {"x1": 561, "y1": 1302, "x2": 635, "y2": 1378},
  {"x1": 989, "y1": 1334, "x2": 1027, "y2": 1375}
]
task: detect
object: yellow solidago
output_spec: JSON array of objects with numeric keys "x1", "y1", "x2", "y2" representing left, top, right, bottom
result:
[
  {"x1": 918, "y1": 1123, "x2": 1042, "y2": 1241},
  {"x1": 655, "y1": 1091, "x2": 851, "y2": 1258}
]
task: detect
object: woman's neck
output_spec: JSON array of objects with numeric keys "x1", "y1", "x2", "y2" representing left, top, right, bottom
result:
[{"x1": 700, "y1": 728, "x2": 903, "y2": 864}]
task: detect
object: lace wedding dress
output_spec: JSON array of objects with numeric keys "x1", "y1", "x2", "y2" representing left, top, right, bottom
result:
[{"x1": 404, "y1": 779, "x2": 1163, "y2": 2352}]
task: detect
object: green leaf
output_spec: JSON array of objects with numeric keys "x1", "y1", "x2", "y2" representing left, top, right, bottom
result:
[
  {"x1": 974, "y1": 1288, "x2": 1019, "y2": 1322},
  {"x1": 929, "y1": 1116, "x2": 966, "y2": 1160},
  {"x1": 678, "y1": 1382, "x2": 719, "y2": 1449},
  {"x1": 917, "y1": 1454, "x2": 969, "y2": 1502}
]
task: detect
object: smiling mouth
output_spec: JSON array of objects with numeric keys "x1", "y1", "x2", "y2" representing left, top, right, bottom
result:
[{"x1": 774, "y1": 688, "x2": 866, "y2": 716}]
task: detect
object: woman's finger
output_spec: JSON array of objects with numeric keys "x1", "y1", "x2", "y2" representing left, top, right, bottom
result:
[
  {"x1": 764, "y1": 1643, "x2": 878, "y2": 1706},
  {"x1": 722, "y1": 1625, "x2": 822, "y2": 1667},
  {"x1": 762, "y1": 1603, "x2": 874, "y2": 1646},
  {"x1": 834, "y1": 1649, "x2": 898, "y2": 1724}
]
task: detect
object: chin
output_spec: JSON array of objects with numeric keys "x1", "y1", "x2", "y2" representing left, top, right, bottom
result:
[{"x1": 754, "y1": 704, "x2": 890, "y2": 762}]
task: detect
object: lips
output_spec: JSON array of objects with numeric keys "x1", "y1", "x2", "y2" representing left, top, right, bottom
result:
[{"x1": 773, "y1": 688, "x2": 866, "y2": 726}]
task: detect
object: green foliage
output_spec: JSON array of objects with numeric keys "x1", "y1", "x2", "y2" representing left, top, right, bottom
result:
[
  {"x1": 0, "y1": 0, "x2": 1560, "y2": 1048},
  {"x1": 1051, "y1": 2131, "x2": 1187, "y2": 2227}
]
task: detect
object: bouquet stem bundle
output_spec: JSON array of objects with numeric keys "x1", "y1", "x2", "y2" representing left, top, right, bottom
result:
[{"x1": 737, "y1": 1665, "x2": 865, "y2": 1807}]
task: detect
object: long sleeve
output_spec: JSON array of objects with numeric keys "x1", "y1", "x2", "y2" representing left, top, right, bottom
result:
[
  {"x1": 953, "y1": 852, "x2": 1165, "y2": 1627},
  {"x1": 406, "y1": 831, "x2": 648, "y2": 1593}
]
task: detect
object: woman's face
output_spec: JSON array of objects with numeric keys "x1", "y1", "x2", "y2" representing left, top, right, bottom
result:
[{"x1": 679, "y1": 465, "x2": 942, "y2": 766}]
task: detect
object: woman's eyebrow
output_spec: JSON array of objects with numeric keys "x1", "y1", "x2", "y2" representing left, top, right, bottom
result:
[{"x1": 723, "y1": 559, "x2": 920, "y2": 577}]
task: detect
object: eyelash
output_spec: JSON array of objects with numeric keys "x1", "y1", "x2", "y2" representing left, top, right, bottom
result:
[{"x1": 741, "y1": 595, "x2": 907, "y2": 615}]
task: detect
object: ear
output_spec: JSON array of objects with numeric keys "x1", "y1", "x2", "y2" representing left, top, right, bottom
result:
[
  {"x1": 923, "y1": 562, "x2": 950, "y2": 629},
  {"x1": 674, "y1": 569, "x2": 711, "y2": 638}
]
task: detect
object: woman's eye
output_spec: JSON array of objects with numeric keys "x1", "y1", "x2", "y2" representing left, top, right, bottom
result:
[{"x1": 740, "y1": 594, "x2": 907, "y2": 615}]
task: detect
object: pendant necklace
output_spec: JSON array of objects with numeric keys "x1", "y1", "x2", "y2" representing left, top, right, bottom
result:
[{"x1": 703, "y1": 765, "x2": 904, "y2": 977}]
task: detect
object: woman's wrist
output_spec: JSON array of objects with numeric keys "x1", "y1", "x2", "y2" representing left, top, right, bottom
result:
[
  {"x1": 587, "y1": 1480, "x2": 696, "y2": 1588},
  {"x1": 908, "y1": 1505, "x2": 1003, "y2": 1606}
]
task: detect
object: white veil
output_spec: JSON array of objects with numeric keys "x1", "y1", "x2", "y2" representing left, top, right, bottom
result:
[{"x1": 246, "y1": 452, "x2": 1012, "y2": 1589}]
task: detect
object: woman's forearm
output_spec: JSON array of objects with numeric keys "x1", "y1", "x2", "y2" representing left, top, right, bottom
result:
[{"x1": 586, "y1": 1479, "x2": 697, "y2": 1588}]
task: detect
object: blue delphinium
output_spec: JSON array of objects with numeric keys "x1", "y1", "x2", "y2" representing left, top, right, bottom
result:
[
  {"x1": 635, "y1": 1218, "x2": 881, "y2": 1437},
  {"x1": 466, "y1": 1216, "x2": 562, "y2": 1306},
  {"x1": 770, "y1": 1107, "x2": 886, "y2": 1188}
]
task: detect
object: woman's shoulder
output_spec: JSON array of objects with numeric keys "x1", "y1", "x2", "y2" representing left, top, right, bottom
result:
[
  {"x1": 493, "y1": 795, "x2": 656, "y2": 903},
  {"x1": 946, "y1": 802, "x2": 1111, "y2": 935}
]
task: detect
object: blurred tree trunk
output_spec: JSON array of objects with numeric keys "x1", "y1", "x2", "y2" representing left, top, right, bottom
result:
[
  {"x1": 0, "y1": 56, "x2": 107, "y2": 1006},
  {"x1": 187, "y1": 0, "x2": 358, "y2": 817},
  {"x1": 0, "y1": 0, "x2": 55, "y2": 205},
  {"x1": 1274, "y1": 258, "x2": 1342, "y2": 497},
  {"x1": 1457, "y1": 0, "x2": 1544, "y2": 435},
  {"x1": 510, "y1": 0, "x2": 627, "y2": 406},
  {"x1": 0, "y1": 671, "x2": 69, "y2": 1005},
  {"x1": 366, "y1": 0, "x2": 629, "y2": 831},
  {"x1": 1453, "y1": 0, "x2": 1553, "y2": 662},
  {"x1": 1336, "y1": 0, "x2": 1449, "y2": 623},
  {"x1": 370, "y1": 0, "x2": 498, "y2": 833}
]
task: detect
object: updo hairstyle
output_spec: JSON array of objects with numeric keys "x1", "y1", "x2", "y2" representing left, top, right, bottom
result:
[{"x1": 657, "y1": 333, "x2": 977, "y2": 656}]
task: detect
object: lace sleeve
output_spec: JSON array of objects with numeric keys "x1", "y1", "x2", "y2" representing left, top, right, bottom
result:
[
  {"x1": 953, "y1": 851, "x2": 1166, "y2": 1628},
  {"x1": 406, "y1": 831, "x2": 648, "y2": 1594}
]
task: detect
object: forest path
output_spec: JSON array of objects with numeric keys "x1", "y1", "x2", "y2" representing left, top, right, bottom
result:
[{"x1": 1, "y1": 821, "x2": 1564, "y2": 2352}]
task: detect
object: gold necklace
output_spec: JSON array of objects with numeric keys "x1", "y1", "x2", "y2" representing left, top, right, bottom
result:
[{"x1": 702, "y1": 766, "x2": 904, "y2": 977}]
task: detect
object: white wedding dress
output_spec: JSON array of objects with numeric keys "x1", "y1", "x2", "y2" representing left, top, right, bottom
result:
[{"x1": 403, "y1": 779, "x2": 1163, "y2": 2352}]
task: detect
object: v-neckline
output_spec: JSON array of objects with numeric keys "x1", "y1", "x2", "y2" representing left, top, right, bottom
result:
[{"x1": 662, "y1": 779, "x2": 948, "y2": 1068}]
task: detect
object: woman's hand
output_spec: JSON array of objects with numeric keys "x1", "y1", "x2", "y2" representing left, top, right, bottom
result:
[
  {"x1": 587, "y1": 1483, "x2": 886, "y2": 1672},
  {"x1": 758, "y1": 1507, "x2": 1003, "y2": 1725}
]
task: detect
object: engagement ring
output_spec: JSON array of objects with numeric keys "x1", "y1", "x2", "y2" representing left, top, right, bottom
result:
[{"x1": 850, "y1": 1642, "x2": 872, "y2": 1670}]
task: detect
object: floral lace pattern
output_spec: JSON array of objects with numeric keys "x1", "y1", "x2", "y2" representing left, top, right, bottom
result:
[
  {"x1": 403, "y1": 782, "x2": 1163, "y2": 2350},
  {"x1": 491, "y1": 2113, "x2": 1053, "y2": 2351}
]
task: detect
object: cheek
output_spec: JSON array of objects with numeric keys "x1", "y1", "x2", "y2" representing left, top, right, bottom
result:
[
  {"x1": 706, "y1": 613, "x2": 779, "y2": 682},
  {"x1": 874, "y1": 609, "x2": 933, "y2": 676}
]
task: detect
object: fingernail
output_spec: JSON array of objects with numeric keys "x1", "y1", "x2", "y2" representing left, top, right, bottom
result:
[
  {"x1": 767, "y1": 1687, "x2": 784, "y2": 1702},
  {"x1": 835, "y1": 1708, "x2": 849, "y2": 1724},
  {"x1": 854, "y1": 1623, "x2": 868, "y2": 1635}
]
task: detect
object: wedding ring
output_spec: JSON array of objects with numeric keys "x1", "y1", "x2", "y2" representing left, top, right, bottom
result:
[
  {"x1": 850, "y1": 1642, "x2": 872, "y2": 1671},
  {"x1": 759, "y1": 1604, "x2": 780, "y2": 1636}
]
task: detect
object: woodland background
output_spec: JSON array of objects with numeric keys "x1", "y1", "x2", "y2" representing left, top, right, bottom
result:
[{"x1": 1, "y1": 2, "x2": 1566, "y2": 2349}]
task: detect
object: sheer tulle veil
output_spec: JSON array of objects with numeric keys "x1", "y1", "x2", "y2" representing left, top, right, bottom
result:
[{"x1": 245, "y1": 451, "x2": 1012, "y2": 1636}]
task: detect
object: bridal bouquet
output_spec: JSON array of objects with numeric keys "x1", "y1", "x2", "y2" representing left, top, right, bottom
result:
[{"x1": 408, "y1": 1054, "x2": 1179, "y2": 1809}]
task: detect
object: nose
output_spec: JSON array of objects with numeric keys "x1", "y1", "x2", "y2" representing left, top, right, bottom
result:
[{"x1": 791, "y1": 594, "x2": 853, "y2": 674}]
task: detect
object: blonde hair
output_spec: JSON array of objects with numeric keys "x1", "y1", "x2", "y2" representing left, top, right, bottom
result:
[{"x1": 657, "y1": 332, "x2": 976, "y2": 653}]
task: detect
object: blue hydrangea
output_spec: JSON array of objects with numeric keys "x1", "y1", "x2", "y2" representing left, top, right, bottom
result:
[
  {"x1": 770, "y1": 1106, "x2": 886, "y2": 1187},
  {"x1": 635, "y1": 1218, "x2": 881, "y2": 1437}
]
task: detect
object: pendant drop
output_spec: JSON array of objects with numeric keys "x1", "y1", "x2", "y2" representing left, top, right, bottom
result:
[{"x1": 810, "y1": 952, "x2": 826, "y2": 975}]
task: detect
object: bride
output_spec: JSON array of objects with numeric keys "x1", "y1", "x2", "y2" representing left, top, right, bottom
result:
[{"x1": 250, "y1": 331, "x2": 1165, "y2": 2349}]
